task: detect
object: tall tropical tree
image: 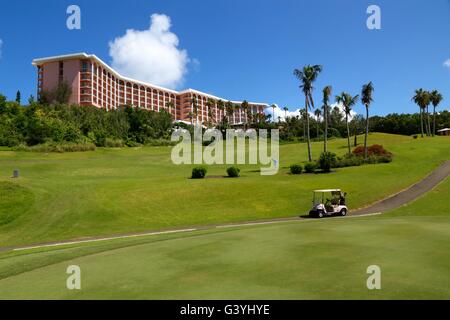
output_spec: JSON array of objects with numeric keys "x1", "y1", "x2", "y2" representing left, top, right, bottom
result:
[
  {"x1": 336, "y1": 92, "x2": 359, "y2": 155},
  {"x1": 314, "y1": 109, "x2": 321, "y2": 139},
  {"x1": 361, "y1": 82, "x2": 374, "y2": 159},
  {"x1": 271, "y1": 104, "x2": 277, "y2": 123},
  {"x1": 217, "y1": 100, "x2": 225, "y2": 125},
  {"x1": 429, "y1": 90, "x2": 443, "y2": 137},
  {"x1": 191, "y1": 97, "x2": 199, "y2": 124},
  {"x1": 241, "y1": 100, "x2": 249, "y2": 129},
  {"x1": 246, "y1": 107, "x2": 253, "y2": 128},
  {"x1": 16, "y1": 90, "x2": 21, "y2": 105},
  {"x1": 322, "y1": 86, "x2": 332, "y2": 152},
  {"x1": 206, "y1": 98, "x2": 215, "y2": 127},
  {"x1": 225, "y1": 101, "x2": 234, "y2": 124},
  {"x1": 293, "y1": 64, "x2": 323, "y2": 161},
  {"x1": 283, "y1": 107, "x2": 289, "y2": 121},
  {"x1": 412, "y1": 89, "x2": 430, "y2": 138}
]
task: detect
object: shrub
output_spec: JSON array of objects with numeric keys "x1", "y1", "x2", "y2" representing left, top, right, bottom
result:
[
  {"x1": 304, "y1": 162, "x2": 317, "y2": 173},
  {"x1": 192, "y1": 166, "x2": 207, "y2": 179},
  {"x1": 227, "y1": 167, "x2": 241, "y2": 178},
  {"x1": 104, "y1": 138, "x2": 124, "y2": 148},
  {"x1": 318, "y1": 152, "x2": 337, "y2": 173},
  {"x1": 413, "y1": 135, "x2": 418, "y2": 139},
  {"x1": 125, "y1": 140, "x2": 143, "y2": 148},
  {"x1": 14, "y1": 142, "x2": 96, "y2": 153},
  {"x1": 352, "y1": 144, "x2": 391, "y2": 157},
  {"x1": 290, "y1": 164, "x2": 303, "y2": 175},
  {"x1": 376, "y1": 154, "x2": 393, "y2": 163},
  {"x1": 145, "y1": 139, "x2": 177, "y2": 147},
  {"x1": 335, "y1": 155, "x2": 363, "y2": 168}
]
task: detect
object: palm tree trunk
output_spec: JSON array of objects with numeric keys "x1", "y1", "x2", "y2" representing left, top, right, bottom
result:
[
  {"x1": 305, "y1": 96, "x2": 312, "y2": 162},
  {"x1": 364, "y1": 105, "x2": 369, "y2": 159},
  {"x1": 426, "y1": 106, "x2": 431, "y2": 136},
  {"x1": 433, "y1": 106, "x2": 436, "y2": 137},
  {"x1": 346, "y1": 113, "x2": 351, "y2": 155},
  {"x1": 316, "y1": 118, "x2": 319, "y2": 140},
  {"x1": 324, "y1": 105, "x2": 328, "y2": 153},
  {"x1": 420, "y1": 108, "x2": 424, "y2": 138}
]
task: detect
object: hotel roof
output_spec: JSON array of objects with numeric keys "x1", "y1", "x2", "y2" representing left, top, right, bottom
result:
[{"x1": 32, "y1": 53, "x2": 270, "y2": 107}]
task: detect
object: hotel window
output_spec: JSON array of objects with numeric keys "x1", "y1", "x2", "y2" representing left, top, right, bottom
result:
[{"x1": 81, "y1": 61, "x2": 89, "y2": 73}]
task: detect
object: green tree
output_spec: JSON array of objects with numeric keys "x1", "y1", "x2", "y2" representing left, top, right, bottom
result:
[
  {"x1": 314, "y1": 108, "x2": 321, "y2": 139},
  {"x1": 336, "y1": 92, "x2": 359, "y2": 155},
  {"x1": 16, "y1": 90, "x2": 21, "y2": 105},
  {"x1": 430, "y1": 90, "x2": 443, "y2": 137},
  {"x1": 271, "y1": 104, "x2": 276, "y2": 123},
  {"x1": 216, "y1": 100, "x2": 225, "y2": 125},
  {"x1": 225, "y1": 101, "x2": 234, "y2": 124},
  {"x1": 322, "y1": 86, "x2": 332, "y2": 153},
  {"x1": 283, "y1": 107, "x2": 289, "y2": 122},
  {"x1": 361, "y1": 82, "x2": 374, "y2": 159},
  {"x1": 293, "y1": 65, "x2": 323, "y2": 161},
  {"x1": 241, "y1": 100, "x2": 249, "y2": 129},
  {"x1": 191, "y1": 97, "x2": 199, "y2": 124},
  {"x1": 412, "y1": 89, "x2": 430, "y2": 138}
]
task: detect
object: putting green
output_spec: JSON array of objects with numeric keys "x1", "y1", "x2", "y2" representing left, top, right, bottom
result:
[{"x1": 0, "y1": 133, "x2": 449, "y2": 248}]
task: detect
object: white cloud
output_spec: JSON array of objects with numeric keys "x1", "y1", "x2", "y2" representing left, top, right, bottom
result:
[
  {"x1": 265, "y1": 103, "x2": 356, "y2": 122},
  {"x1": 444, "y1": 59, "x2": 450, "y2": 68},
  {"x1": 109, "y1": 14, "x2": 190, "y2": 89},
  {"x1": 0, "y1": 39, "x2": 3, "y2": 59}
]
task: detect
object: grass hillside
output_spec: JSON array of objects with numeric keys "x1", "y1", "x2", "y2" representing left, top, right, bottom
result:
[
  {"x1": 0, "y1": 133, "x2": 449, "y2": 247},
  {"x1": 0, "y1": 176, "x2": 448, "y2": 299}
]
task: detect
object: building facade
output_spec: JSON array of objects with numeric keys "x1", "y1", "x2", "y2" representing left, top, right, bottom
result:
[{"x1": 32, "y1": 53, "x2": 269, "y2": 126}]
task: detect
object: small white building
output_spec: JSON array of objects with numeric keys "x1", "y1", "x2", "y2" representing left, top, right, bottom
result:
[{"x1": 437, "y1": 128, "x2": 450, "y2": 136}]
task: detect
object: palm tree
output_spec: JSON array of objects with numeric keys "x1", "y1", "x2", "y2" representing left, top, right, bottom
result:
[
  {"x1": 336, "y1": 92, "x2": 359, "y2": 155},
  {"x1": 271, "y1": 104, "x2": 277, "y2": 123},
  {"x1": 361, "y1": 82, "x2": 374, "y2": 159},
  {"x1": 205, "y1": 98, "x2": 215, "y2": 127},
  {"x1": 425, "y1": 93, "x2": 432, "y2": 137},
  {"x1": 293, "y1": 65, "x2": 323, "y2": 161},
  {"x1": 191, "y1": 97, "x2": 199, "y2": 124},
  {"x1": 188, "y1": 112, "x2": 194, "y2": 125},
  {"x1": 225, "y1": 101, "x2": 234, "y2": 124},
  {"x1": 217, "y1": 100, "x2": 225, "y2": 125},
  {"x1": 429, "y1": 90, "x2": 443, "y2": 137},
  {"x1": 412, "y1": 89, "x2": 430, "y2": 138},
  {"x1": 246, "y1": 107, "x2": 253, "y2": 128},
  {"x1": 322, "y1": 86, "x2": 332, "y2": 153},
  {"x1": 241, "y1": 100, "x2": 249, "y2": 129},
  {"x1": 314, "y1": 109, "x2": 321, "y2": 139},
  {"x1": 283, "y1": 107, "x2": 289, "y2": 121}
]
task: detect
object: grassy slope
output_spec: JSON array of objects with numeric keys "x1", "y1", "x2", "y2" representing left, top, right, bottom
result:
[
  {"x1": 0, "y1": 174, "x2": 449, "y2": 299},
  {"x1": 0, "y1": 133, "x2": 449, "y2": 247}
]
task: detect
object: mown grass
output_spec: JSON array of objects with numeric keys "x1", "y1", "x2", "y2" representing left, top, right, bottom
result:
[
  {"x1": 0, "y1": 176, "x2": 448, "y2": 299},
  {"x1": 0, "y1": 133, "x2": 449, "y2": 247}
]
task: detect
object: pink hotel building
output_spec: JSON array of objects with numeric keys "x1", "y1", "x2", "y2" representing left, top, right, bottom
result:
[{"x1": 32, "y1": 53, "x2": 269, "y2": 125}]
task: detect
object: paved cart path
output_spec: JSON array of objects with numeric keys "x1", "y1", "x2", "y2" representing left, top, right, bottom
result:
[
  {"x1": 351, "y1": 160, "x2": 450, "y2": 216},
  {"x1": 2, "y1": 161, "x2": 449, "y2": 253}
]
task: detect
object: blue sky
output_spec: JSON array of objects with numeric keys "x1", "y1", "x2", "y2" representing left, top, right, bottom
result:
[{"x1": 0, "y1": 0, "x2": 450, "y2": 116}]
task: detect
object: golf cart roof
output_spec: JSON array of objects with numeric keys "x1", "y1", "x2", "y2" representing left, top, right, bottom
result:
[{"x1": 314, "y1": 189, "x2": 342, "y2": 193}]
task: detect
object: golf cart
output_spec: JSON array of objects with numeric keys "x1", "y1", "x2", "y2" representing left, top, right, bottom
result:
[{"x1": 309, "y1": 189, "x2": 348, "y2": 218}]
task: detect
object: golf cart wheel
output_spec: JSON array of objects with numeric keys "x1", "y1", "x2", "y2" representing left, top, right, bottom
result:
[
  {"x1": 340, "y1": 209, "x2": 347, "y2": 216},
  {"x1": 318, "y1": 211, "x2": 324, "y2": 218}
]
